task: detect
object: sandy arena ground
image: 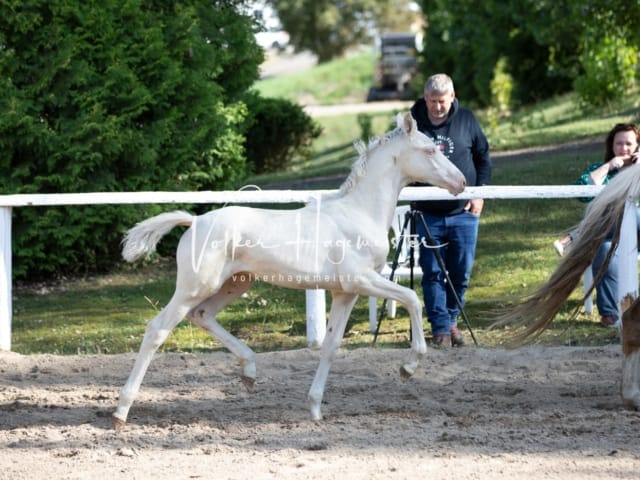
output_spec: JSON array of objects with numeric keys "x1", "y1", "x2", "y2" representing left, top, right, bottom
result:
[{"x1": 1, "y1": 344, "x2": 639, "y2": 479}]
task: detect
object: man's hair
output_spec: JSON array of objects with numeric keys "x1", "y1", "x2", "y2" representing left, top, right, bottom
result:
[{"x1": 424, "y1": 74, "x2": 454, "y2": 95}]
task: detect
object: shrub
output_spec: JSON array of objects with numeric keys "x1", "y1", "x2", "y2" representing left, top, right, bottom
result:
[
  {"x1": 0, "y1": 0, "x2": 263, "y2": 280},
  {"x1": 243, "y1": 92, "x2": 322, "y2": 174},
  {"x1": 574, "y1": 34, "x2": 639, "y2": 106}
]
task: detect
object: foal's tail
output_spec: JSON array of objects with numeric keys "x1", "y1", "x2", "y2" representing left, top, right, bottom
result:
[
  {"x1": 493, "y1": 163, "x2": 640, "y2": 344},
  {"x1": 122, "y1": 210, "x2": 194, "y2": 262}
]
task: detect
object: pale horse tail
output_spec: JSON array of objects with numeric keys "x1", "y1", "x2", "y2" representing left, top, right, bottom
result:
[
  {"x1": 493, "y1": 163, "x2": 640, "y2": 344},
  {"x1": 121, "y1": 210, "x2": 194, "y2": 263}
]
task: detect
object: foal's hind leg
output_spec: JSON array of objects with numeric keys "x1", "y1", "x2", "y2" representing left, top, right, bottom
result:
[
  {"x1": 307, "y1": 292, "x2": 358, "y2": 421},
  {"x1": 112, "y1": 294, "x2": 201, "y2": 429},
  {"x1": 189, "y1": 276, "x2": 257, "y2": 391}
]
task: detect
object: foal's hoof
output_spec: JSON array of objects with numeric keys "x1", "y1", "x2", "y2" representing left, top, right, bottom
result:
[
  {"x1": 399, "y1": 365, "x2": 413, "y2": 380},
  {"x1": 112, "y1": 413, "x2": 127, "y2": 431},
  {"x1": 309, "y1": 403, "x2": 323, "y2": 422},
  {"x1": 621, "y1": 393, "x2": 640, "y2": 411},
  {"x1": 623, "y1": 400, "x2": 640, "y2": 411},
  {"x1": 240, "y1": 375, "x2": 255, "y2": 392},
  {"x1": 400, "y1": 358, "x2": 419, "y2": 379}
]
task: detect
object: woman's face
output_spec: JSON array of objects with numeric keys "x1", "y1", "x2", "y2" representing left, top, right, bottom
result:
[{"x1": 613, "y1": 130, "x2": 639, "y2": 157}]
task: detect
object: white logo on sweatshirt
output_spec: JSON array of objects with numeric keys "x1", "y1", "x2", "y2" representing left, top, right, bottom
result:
[{"x1": 432, "y1": 134, "x2": 455, "y2": 159}]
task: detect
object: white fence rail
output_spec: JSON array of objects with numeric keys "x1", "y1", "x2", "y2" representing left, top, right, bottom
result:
[{"x1": 1, "y1": 184, "x2": 618, "y2": 351}]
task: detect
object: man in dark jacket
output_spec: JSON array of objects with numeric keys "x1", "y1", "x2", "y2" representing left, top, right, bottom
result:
[{"x1": 410, "y1": 73, "x2": 492, "y2": 347}]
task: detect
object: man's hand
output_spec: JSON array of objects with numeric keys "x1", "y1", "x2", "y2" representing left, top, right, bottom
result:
[{"x1": 465, "y1": 198, "x2": 484, "y2": 215}]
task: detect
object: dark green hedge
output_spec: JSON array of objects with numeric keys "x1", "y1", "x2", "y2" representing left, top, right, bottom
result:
[{"x1": 0, "y1": 0, "x2": 263, "y2": 279}]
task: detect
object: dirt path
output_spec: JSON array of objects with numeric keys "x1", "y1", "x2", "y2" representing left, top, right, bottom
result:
[{"x1": 2, "y1": 345, "x2": 639, "y2": 479}]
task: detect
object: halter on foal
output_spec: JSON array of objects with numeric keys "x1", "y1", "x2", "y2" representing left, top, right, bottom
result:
[{"x1": 112, "y1": 112, "x2": 466, "y2": 428}]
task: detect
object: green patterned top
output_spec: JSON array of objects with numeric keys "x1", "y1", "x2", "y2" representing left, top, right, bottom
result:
[{"x1": 575, "y1": 162, "x2": 617, "y2": 202}]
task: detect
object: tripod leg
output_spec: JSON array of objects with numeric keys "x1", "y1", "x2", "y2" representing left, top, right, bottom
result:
[
  {"x1": 373, "y1": 210, "x2": 413, "y2": 343},
  {"x1": 414, "y1": 211, "x2": 479, "y2": 346}
]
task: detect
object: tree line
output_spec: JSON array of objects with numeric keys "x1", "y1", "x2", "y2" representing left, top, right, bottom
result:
[
  {"x1": 418, "y1": 0, "x2": 640, "y2": 107},
  {"x1": 273, "y1": 0, "x2": 639, "y2": 107}
]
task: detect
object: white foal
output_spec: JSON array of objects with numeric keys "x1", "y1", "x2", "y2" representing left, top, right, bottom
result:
[{"x1": 112, "y1": 112, "x2": 466, "y2": 428}]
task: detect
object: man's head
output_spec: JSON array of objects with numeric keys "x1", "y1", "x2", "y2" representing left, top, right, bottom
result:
[{"x1": 423, "y1": 74, "x2": 455, "y2": 125}]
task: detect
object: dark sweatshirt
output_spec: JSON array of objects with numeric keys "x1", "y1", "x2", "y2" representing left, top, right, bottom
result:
[{"x1": 410, "y1": 97, "x2": 492, "y2": 215}]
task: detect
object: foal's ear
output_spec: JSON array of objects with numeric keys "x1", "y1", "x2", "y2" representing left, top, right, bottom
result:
[{"x1": 398, "y1": 112, "x2": 416, "y2": 134}]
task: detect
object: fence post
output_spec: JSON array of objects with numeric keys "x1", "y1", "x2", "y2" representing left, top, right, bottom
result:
[
  {"x1": 305, "y1": 289, "x2": 326, "y2": 348},
  {"x1": 0, "y1": 207, "x2": 11, "y2": 351}
]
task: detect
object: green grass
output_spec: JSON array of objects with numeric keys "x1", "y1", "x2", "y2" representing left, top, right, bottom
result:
[
  {"x1": 254, "y1": 50, "x2": 375, "y2": 105},
  {"x1": 11, "y1": 55, "x2": 640, "y2": 355},
  {"x1": 247, "y1": 111, "x2": 400, "y2": 186},
  {"x1": 249, "y1": 63, "x2": 639, "y2": 186},
  {"x1": 484, "y1": 91, "x2": 640, "y2": 150},
  {"x1": 12, "y1": 148, "x2": 621, "y2": 354}
]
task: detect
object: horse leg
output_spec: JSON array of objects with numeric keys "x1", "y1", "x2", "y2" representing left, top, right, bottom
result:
[
  {"x1": 112, "y1": 294, "x2": 200, "y2": 429},
  {"x1": 356, "y1": 274, "x2": 427, "y2": 378},
  {"x1": 307, "y1": 292, "x2": 358, "y2": 421},
  {"x1": 397, "y1": 284, "x2": 427, "y2": 378},
  {"x1": 621, "y1": 296, "x2": 640, "y2": 409},
  {"x1": 189, "y1": 276, "x2": 257, "y2": 391}
]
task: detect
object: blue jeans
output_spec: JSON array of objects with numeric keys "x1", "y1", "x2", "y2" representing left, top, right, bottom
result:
[
  {"x1": 592, "y1": 239, "x2": 619, "y2": 317},
  {"x1": 416, "y1": 211, "x2": 479, "y2": 336}
]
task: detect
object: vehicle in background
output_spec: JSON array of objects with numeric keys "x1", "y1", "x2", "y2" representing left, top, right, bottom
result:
[
  {"x1": 367, "y1": 32, "x2": 423, "y2": 102},
  {"x1": 256, "y1": 29, "x2": 290, "y2": 52}
]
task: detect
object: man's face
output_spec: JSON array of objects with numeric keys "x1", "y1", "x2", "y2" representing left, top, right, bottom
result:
[{"x1": 425, "y1": 90, "x2": 454, "y2": 124}]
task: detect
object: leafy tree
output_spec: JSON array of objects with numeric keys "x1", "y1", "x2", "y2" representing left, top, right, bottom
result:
[
  {"x1": 420, "y1": 0, "x2": 572, "y2": 107},
  {"x1": 371, "y1": 0, "x2": 424, "y2": 35},
  {"x1": 570, "y1": 1, "x2": 640, "y2": 105},
  {"x1": 270, "y1": 0, "x2": 420, "y2": 62},
  {"x1": 418, "y1": 0, "x2": 640, "y2": 107},
  {"x1": 0, "y1": 0, "x2": 264, "y2": 279}
]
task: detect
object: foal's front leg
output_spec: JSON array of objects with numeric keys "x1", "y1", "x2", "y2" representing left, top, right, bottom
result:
[
  {"x1": 307, "y1": 292, "x2": 358, "y2": 420},
  {"x1": 359, "y1": 274, "x2": 427, "y2": 377}
]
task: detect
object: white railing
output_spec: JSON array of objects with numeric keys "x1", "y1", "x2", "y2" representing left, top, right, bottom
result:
[{"x1": 2, "y1": 184, "x2": 627, "y2": 351}]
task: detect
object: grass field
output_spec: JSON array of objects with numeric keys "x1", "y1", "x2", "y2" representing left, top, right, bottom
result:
[
  {"x1": 10, "y1": 54, "x2": 640, "y2": 355},
  {"x1": 11, "y1": 142, "x2": 628, "y2": 354}
]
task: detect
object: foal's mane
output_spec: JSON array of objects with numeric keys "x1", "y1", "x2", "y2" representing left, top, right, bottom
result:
[{"x1": 339, "y1": 126, "x2": 403, "y2": 195}]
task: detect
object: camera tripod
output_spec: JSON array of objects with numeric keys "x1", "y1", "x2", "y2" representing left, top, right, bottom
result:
[{"x1": 372, "y1": 207, "x2": 478, "y2": 346}]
